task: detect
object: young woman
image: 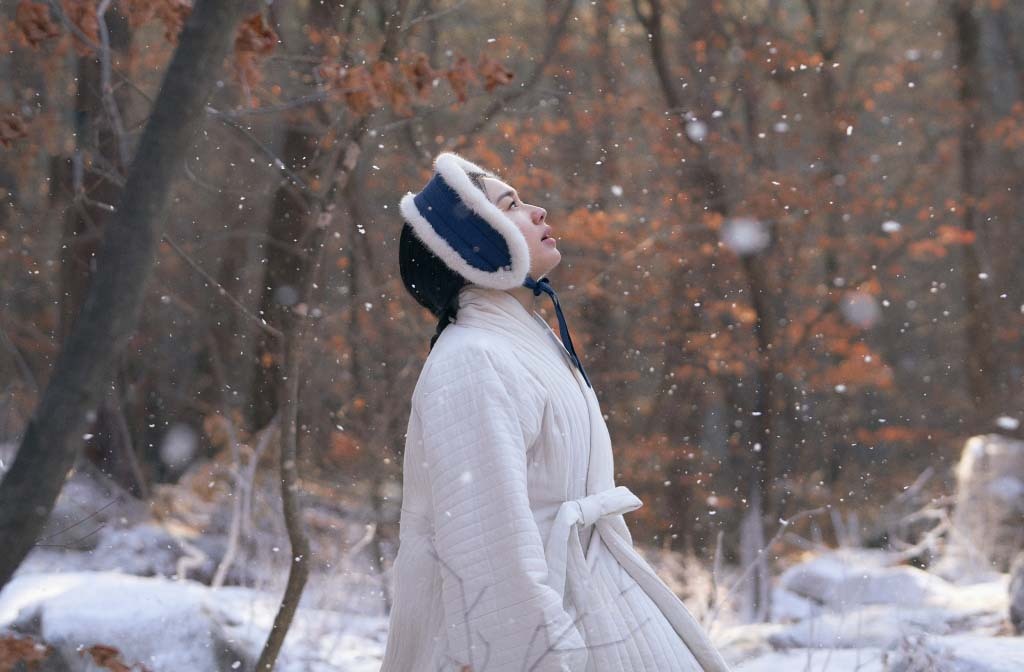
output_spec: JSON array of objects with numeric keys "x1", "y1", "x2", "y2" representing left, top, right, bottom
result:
[{"x1": 382, "y1": 153, "x2": 730, "y2": 672}]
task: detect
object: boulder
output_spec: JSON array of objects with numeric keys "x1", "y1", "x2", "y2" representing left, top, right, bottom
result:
[
  {"x1": 735, "y1": 648, "x2": 885, "y2": 672},
  {"x1": 768, "y1": 604, "x2": 962, "y2": 650},
  {"x1": 940, "y1": 434, "x2": 1024, "y2": 576},
  {"x1": 885, "y1": 633, "x2": 1024, "y2": 672},
  {"x1": 779, "y1": 549, "x2": 959, "y2": 610},
  {"x1": 0, "y1": 572, "x2": 248, "y2": 671},
  {"x1": 1010, "y1": 552, "x2": 1024, "y2": 634}
]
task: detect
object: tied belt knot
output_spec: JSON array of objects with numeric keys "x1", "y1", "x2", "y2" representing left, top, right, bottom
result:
[{"x1": 543, "y1": 485, "x2": 643, "y2": 599}]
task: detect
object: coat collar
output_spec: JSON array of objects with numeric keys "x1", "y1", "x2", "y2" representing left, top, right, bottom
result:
[{"x1": 455, "y1": 284, "x2": 577, "y2": 371}]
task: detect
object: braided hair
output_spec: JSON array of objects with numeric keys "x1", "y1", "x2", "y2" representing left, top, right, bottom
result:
[{"x1": 399, "y1": 170, "x2": 490, "y2": 351}]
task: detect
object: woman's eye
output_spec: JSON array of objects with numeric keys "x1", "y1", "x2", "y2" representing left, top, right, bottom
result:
[{"x1": 507, "y1": 200, "x2": 518, "y2": 209}]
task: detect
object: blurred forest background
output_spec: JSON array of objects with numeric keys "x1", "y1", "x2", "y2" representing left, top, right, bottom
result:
[{"x1": 1, "y1": 0, "x2": 1024, "y2": 668}]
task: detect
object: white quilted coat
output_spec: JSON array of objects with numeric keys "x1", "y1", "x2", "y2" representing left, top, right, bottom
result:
[{"x1": 381, "y1": 285, "x2": 731, "y2": 672}]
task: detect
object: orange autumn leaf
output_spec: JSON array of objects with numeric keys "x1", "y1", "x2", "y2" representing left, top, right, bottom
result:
[
  {"x1": 936, "y1": 224, "x2": 976, "y2": 245},
  {"x1": 907, "y1": 238, "x2": 948, "y2": 260},
  {"x1": 83, "y1": 643, "x2": 151, "y2": 672},
  {"x1": 61, "y1": 0, "x2": 99, "y2": 56},
  {"x1": 478, "y1": 53, "x2": 514, "y2": 91},
  {"x1": 329, "y1": 431, "x2": 362, "y2": 462},
  {"x1": 15, "y1": 0, "x2": 61, "y2": 48},
  {"x1": 0, "y1": 633, "x2": 52, "y2": 668},
  {"x1": 155, "y1": 0, "x2": 192, "y2": 43},
  {"x1": 340, "y1": 65, "x2": 379, "y2": 116},
  {"x1": 371, "y1": 61, "x2": 413, "y2": 117},
  {"x1": 401, "y1": 51, "x2": 436, "y2": 100},
  {"x1": 233, "y1": 13, "x2": 277, "y2": 88},
  {"x1": 122, "y1": 0, "x2": 191, "y2": 42},
  {"x1": 0, "y1": 109, "x2": 28, "y2": 149},
  {"x1": 446, "y1": 54, "x2": 477, "y2": 103},
  {"x1": 235, "y1": 13, "x2": 277, "y2": 58}
]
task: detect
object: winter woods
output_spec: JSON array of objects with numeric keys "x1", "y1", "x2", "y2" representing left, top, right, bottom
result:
[{"x1": 2, "y1": 0, "x2": 1024, "y2": 670}]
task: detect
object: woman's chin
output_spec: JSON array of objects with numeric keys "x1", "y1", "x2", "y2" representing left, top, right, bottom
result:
[{"x1": 538, "y1": 254, "x2": 561, "y2": 278}]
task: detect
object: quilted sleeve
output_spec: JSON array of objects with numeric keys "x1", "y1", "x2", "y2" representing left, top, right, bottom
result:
[{"x1": 414, "y1": 346, "x2": 588, "y2": 672}]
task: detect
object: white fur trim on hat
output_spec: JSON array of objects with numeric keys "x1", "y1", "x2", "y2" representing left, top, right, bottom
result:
[{"x1": 399, "y1": 152, "x2": 531, "y2": 290}]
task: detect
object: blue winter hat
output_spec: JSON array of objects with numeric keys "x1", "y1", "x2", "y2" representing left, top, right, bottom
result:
[
  {"x1": 399, "y1": 152, "x2": 531, "y2": 290},
  {"x1": 400, "y1": 151, "x2": 592, "y2": 388}
]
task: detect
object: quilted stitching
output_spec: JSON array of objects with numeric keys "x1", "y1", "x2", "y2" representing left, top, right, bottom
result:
[
  {"x1": 416, "y1": 343, "x2": 587, "y2": 672},
  {"x1": 381, "y1": 287, "x2": 730, "y2": 672}
]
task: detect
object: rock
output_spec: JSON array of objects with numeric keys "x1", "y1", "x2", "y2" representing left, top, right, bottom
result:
[
  {"x1": 0, "y1": 572, "x2": 248, "y2": 672},
  {"x1": 0, "y1": 570, "x2": 389, "y2": 672},
  {"x1": 1010, "y1": 552, "x2": 1024, "y2": 634},
  {"x1": 714, "y1": 622, "x2": 787, "y2": 665},
  {"x1": 941, "y1": 434, "x2": 1024, "y2": 575},
  {"x1": 780, "y1": 549, "x2": 959, "y2": 610},
  {"x1": 37, "y1": 462, "x2": 149, "y2": 552},
  {"x1": 885, "y1": 633, "x2": 1024, "y2": 672},
  {"x1": 768, "y1": 604, "x2": 962, "y2": 650},
  {"x1": 770, "y1": 587, "x2": 824, "y2": 623},
  {"x1": 734, "y1": 648, "x2": 885, "y2": 672},
  {"x1": 20, "y1": 523, "x2": 189, "y2": 579}
]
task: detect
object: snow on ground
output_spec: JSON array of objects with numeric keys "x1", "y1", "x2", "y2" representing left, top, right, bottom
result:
[
  {"x1": 721, "y1": 548, "x2": 1022, "y2": 672},
  {"x1": 1, "y1": 507, "x2": 1020, "y2": 671},
  {"x1": 0, "y1": 571, "x2": 387, "y2": 672}
]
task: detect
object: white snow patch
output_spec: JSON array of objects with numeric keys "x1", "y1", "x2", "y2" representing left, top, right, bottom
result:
[{"x1": 735, "y1": 648, "x2": 885, "y2": 672}]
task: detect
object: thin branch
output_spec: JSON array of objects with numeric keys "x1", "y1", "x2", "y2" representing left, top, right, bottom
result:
[
  {"x1": 205, "y1": 109, "x2": 311, "y2": 192},
  {"x1": 96, "y1": 0, "x2": 131, "y2": 170},
  {"x1": 400, "y1": 0, "x2": 470, "y2": 31},
  {"x1": 706, "y1": 506, "x2": 828, "y2": 627},
  {"x1": 0, "y1": 325, "x2": 38, "y2": 394},
  {"x1": 160, "y1": 233, "x2": 284, "y2": 342},
  {"x1": 455, "y1": 0, "x2": 576, "y2": 142}
]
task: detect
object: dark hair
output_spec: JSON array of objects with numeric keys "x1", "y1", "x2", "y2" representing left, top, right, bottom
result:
[{"x1": 399, "y1": 170, "x2": 491, "y2": 351}]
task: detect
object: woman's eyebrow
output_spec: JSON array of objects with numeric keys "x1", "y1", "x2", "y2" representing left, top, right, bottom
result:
[{"x1": 494, "y1": 189, "x2": 516, "y2": 205}]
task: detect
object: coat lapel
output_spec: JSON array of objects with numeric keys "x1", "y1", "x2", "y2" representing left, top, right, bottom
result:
[{"x1": 455, "y1": 285, "x2": 578, "y2": 375}]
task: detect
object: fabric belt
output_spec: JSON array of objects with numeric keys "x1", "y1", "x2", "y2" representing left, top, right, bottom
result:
[{"x1": 543, "y1": 485, "x2": 643, "y2": 599}]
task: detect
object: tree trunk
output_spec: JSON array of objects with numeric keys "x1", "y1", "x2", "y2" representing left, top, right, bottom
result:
[
  {"x1": 953, "y1": 0, "x2": 997, "y2": 427},
  {"x1": 0, "y1": 0, "x2": 255, "y2": 591}
]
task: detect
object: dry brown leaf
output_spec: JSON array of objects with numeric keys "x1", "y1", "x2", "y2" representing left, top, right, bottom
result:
[
  {"x1": 15, "y1": 0, "x2": 61, "y2": 48},
  {"x1": 478, "y1": 53, "x2": 514, "y2": 92},
  {"x1": 340, "y1": 65, "x2": 378, "y2": 116},
  {"x1": 401, "y1": 51, "x2": 436, "y2": 100},
  {"x1": 0, "y1": 633, "x2": 52, "y2": 671},
  {"x1": 0, "y1": 110, "x2": 28, "y2": 149},
  {"x1": 446, "y1": 54, "x2": 477, "y2": 104}
]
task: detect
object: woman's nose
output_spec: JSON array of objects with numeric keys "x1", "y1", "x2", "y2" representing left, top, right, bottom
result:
[{"x1": 532, "y1": 206, "x2": 546, "y2": 224}]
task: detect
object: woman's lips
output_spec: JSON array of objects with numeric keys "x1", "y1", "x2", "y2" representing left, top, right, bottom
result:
[{"x1": 543, "y1": 237, "x2": 557, "y2": 245}]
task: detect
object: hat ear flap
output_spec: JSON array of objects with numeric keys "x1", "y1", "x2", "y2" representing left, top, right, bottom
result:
[{"x1": 399, "y1": 153, "x2": 531, "y2": 290}]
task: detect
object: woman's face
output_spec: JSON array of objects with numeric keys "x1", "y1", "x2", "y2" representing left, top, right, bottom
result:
[{"x1": 481, "y1": 176, "x2": 560, "y2": 279}]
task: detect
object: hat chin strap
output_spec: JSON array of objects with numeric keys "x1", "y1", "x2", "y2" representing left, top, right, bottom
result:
[{"x1": 522, "y1": 275, "x2": 593, "y2": 388}]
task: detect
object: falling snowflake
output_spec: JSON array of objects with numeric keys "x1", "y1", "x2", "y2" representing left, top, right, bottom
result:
[
  {"x1": 841, "y1": 291, "x2": 881, "y2": 328},
  {"x1": 721, "y1": 217, "x2": 769, "y2": 256},
  {"x1": 685, "y1": 119, "x2": 707, "y2": 142}
]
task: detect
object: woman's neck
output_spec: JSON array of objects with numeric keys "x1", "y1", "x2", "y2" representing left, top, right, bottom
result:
[
  {"x1": 460, "y1": 283, "x2": 543, "y2": 316},
  {"x1": 505, "y1": 284, "x2": 545, "y2": 315}
]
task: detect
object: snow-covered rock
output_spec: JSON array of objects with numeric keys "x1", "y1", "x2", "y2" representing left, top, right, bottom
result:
[
  {"x1": 0, "y1": 571, "x2": 387, "y2": 672},
  {"x1": 1, "y1": 572, "x2": 246, "y2": 671},
  {"x1": 780, "y1": 549, "x2": 960, "y2": 609},
  {"x1": 735, "y1": 648, "x2": 885, "y2": 672},
  {"x1": 714, "y1": 622, "x2": 787, "y2": 665},
  {"x1": 770, "y1": 586, "x2": 825, "y2": 622},
  {"x1": 768, "y1": 604, "x2": 963, "y2": 650},
  {"x1": 21, "y1": 523, "x2": 188, "y2": 579},
  {"x1": 941, "y1": 434, "x2": 1024, "y2": 575},
  {"x1": 39, "y1": 465, "x2": 150, "y2": 552},
  {"x1": 885, "y1": 634, "x2": 1024, "y2": 672}
]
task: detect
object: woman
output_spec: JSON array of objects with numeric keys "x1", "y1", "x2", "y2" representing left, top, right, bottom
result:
[{"x1": 382, "y1": 152, "x2": 730, "y2": 672}]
